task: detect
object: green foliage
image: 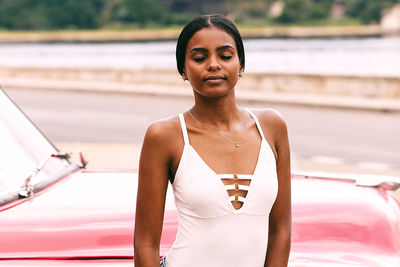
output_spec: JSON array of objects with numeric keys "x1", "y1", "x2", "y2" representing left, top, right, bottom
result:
[
  {"x1": 245, "y1": 5, "x2": 267, "y2": 19},
  {"x1": 0, "y1": 0, "x2": 105, "y2": 30},
  {"x1": 234, "y1": 13, "x2": 245, "y2": 24},
  {"x1": 0, "y1": 0, "x2": 399, "y2": 30},
  {"x1": 110, "y1": 0, "x2": 165, "y2": 26},
  {"x1": 275, "y1": 0, "x2": 333, "y2": 24},
  {"x1": 310, "y1": 0, "x2": 333, "y2": 20},
  {"x1": 0, "y1": 0, "x2": 35, "y2": 29},
  {"x1": 275, "y1": 0, "x2": 312, "y2": 24},
  {"x1": 160, "y1": 12, "x2": 200, "y2": 26},
  {"x1": 345, "y1": 0, "x2": 399, "y2": 24}
]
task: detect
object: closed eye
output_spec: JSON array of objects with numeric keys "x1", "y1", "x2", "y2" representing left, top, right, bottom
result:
[
  {"x1": 221, "y1": 55, "x2": 232, "y2": 60},
  {"x1": 194, "y1": 57, "x2": 206, "y2": 62}
]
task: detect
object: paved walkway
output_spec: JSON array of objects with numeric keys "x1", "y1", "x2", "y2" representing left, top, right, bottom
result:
[{"x1": 56, "y1": 142, "x2": 400, "y2": 177}]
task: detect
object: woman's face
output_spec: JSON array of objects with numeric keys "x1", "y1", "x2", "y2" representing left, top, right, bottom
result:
[{"x1": 183, "y1": 27, "x2": 242, "y2": 98}]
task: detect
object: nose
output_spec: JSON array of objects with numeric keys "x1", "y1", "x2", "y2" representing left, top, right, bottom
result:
[{"x1": 207, "y1": 56, "x2": 221, "y2": 71}]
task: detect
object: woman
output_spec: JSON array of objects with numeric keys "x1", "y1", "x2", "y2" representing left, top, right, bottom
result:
[{"x1": 134, "y1": 14, "x2": 291, "y2": 267}]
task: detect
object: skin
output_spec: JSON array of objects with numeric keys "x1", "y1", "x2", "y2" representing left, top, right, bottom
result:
[{"x1": 134, "y1": 27, "x2": 291, "y2": 267}]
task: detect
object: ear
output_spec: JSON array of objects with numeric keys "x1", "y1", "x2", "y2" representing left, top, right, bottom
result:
[
  {"x1": 181, "y1": 68, "x2": 187, "y2": 81},
  {"x1": 238, "y1": 67, "x2": 244, "y2": 78}
]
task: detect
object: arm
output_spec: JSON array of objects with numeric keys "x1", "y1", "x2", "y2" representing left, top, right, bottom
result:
[
  {"x1": 264, "y1": 112, "x2": 292, "y2": 267},
  {"x1": 134, "y1": 122, "x2": 172, "y2": 267}
]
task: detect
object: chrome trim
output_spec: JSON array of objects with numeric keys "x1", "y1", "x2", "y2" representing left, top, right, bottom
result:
[{"x1": 292, "y1": 170, "x2": 400, "y2": 191}]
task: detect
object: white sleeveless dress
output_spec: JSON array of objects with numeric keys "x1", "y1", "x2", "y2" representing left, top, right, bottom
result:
[{"x1": 165, "y1": 108, "x2": 278, "y2": 267}]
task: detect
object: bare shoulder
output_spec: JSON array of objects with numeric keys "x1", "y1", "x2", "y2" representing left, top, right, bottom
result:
[
  {"x1": 249, "y1": 108, "x2": 290, "y2": 164},
  {"x1": 140, "y1": 114, "x2": 184, "y2": 182},
  {"x1": 142, "y1": 116, "x2": 183, "y2": 162},
  {"x1": 249, "y1": 108, "x2": 287, "y2": 134},
  {"x1": 143, "y1": 115, "x2": 182, "y2": 155},
  {"x1": 145, "y1": 115, "x2": 180, "y2": 141}
]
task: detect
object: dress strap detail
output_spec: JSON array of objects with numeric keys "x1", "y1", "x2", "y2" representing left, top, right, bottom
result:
[
  {"x1": 178, "y1": 113, "x2": 189, "y2": 145},
  {"x1": 225, "y1": 184, "x2": 250, "y2": 191},
  {"x1": 217, "y1": 174, "x2": 253, "y2": 180},
  {"x1": 229, "y1": 195, "x2": 246, "y2": 202},
  {"x1": 244, "y1": 108, "x2": 266, "y2": 141}
]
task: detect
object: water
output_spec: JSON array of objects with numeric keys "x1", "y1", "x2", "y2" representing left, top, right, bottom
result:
[{"x1": 0, "y1": 37, "x2": 399, "y2": 76}]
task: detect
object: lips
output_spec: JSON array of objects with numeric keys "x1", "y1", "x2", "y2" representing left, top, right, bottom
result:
[{"x1": 203, "y1": 75, "x2": 226, "y2": 81}]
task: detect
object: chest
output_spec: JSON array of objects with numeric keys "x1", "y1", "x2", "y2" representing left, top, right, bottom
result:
[
  {"x1": 174, "y1": 120, "x2": 274, "y2": 174},
  {"x1": 171, "y1": 142, "x2": 278, "y2": 217}
]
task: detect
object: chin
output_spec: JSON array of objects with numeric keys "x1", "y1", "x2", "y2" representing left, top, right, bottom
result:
[{"x1": 195, "y1": 86, "x2": 233, "y2": 98}]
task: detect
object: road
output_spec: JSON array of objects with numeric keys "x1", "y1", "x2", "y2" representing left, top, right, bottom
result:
[{"x1": 4, "y1": 88, "x2": 400, "y2": 175}]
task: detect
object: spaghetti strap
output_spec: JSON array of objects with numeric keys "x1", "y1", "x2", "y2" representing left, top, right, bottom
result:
[
  {"x1": 245, "y1": 108, "x2": 266, "y2": 141},
  {"x1": 178, "y1": 113, "x2": 190, "y2": 145}
]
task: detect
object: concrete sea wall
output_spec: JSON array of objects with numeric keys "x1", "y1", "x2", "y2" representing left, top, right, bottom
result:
[{"x1": 1, "y1": 67, "x2": 399, "y2": 100}]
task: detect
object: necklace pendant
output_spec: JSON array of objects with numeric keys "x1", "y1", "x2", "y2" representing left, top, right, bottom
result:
[{"x1": 235, "y1": 143, "x2": 239, "y2": 148}]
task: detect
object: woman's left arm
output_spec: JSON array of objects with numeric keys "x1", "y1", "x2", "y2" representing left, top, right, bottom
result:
[{"x1": 264, "y1": 111, "x2": 292, "y2": 267}]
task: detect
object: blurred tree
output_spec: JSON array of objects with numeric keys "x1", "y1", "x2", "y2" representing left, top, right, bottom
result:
[
  {"x1": 164, "y1": 0, "x2": 225, "y2": 14},
  {"x1": 160, "y1": 0, "x2": 224, "y2": 26},
  {"x1": 0, "y1": 0, "x2": 105, "y2": 30},
  {"x1": 345, "y1": 0, "x2": 400, "y2": 24},
  {"x1": 1, "y1": 0, "x2": 400, "y2": 30},
  {"x1": 44, "y1": 0, "x2": 105, "y2": 29},
  {"x1": 225, "y1": 0, "x2": 274, "y2": 24},
  {"x1": 164, "y1": 0, "x2": 195, "y2": 13},
  {"x1": 275, "y1": 0, "x2": 333, "y2": 24},
  {"x1": 309, "y1": 0, "x2": 333, "y2": 20},
  {"x1": 110, "y1": 0, "x2": 166, "y2": 26},
  {"x1": 0, "y1": 0, "x2": 36, "y2": 29},
  {"x1": 275, "y1": 0, "x2": 312, "y2": 23}
]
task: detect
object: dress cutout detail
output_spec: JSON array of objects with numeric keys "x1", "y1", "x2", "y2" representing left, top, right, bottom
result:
[
  {"x1": 166, "y1": 108, "x2": 278, "y2": 267},
  {"x1": 220, "y1": 173, "x2": 251, "y2": 210}
]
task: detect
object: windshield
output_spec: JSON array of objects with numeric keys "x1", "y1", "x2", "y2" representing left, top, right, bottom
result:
[{"x1": 0, "y1": 88, "x2": 74, "y2": 201}]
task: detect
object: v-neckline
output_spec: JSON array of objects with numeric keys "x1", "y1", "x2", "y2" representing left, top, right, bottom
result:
[
  {"x1": 176, "y1": 109, "x2": 267, "y2": 212},
  {"x1": 186, "y1": 140, "x2": 264, "y2": 212},
  {"x1": 187, "y1": 139, "x2": 264, "y2": 177}
]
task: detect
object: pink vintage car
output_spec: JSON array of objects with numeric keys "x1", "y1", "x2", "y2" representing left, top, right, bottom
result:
[{"x1": 1, "y1": 88, "x2": 400, "y2": 266}]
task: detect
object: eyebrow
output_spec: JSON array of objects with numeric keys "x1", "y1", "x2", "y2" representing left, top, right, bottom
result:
[{"x1": 190, "y1": 45, "x2": 235, "y2": 53}]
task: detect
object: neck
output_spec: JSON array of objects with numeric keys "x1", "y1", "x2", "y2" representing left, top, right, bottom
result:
[{"x1": 191, "y1": 91, "x2": 242, "y2": 130}]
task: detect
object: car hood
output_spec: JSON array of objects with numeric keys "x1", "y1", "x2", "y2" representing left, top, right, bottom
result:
[
  {"x1": 0, "y1": 169, "x2": 177, "y2": 260},
  {"x1": 289, "y1": 177, "x2": 400, "y2": 267}
]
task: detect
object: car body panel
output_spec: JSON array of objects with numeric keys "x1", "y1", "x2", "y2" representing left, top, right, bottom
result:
[
  {"x1": 290, "y1": 177, "x2": 400, "y2": 266},
  {"x1": 1, "y1": 168, "x2": 400, "y2": 266},
  {"x1": 0, "y1": 170, "x2": 134, "y2": 259},
  {"x1": 0, "y1": 169, "x2": 177, "y2": 260}
]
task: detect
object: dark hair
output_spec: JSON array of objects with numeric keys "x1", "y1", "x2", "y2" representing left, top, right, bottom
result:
[{"x1": 176, "y1": 14, "x2": 245, "y2": 75}]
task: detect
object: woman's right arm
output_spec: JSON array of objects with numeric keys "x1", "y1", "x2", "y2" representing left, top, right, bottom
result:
[{"x1": 134, "y1": 122, "x2": 172, "y2": 267}]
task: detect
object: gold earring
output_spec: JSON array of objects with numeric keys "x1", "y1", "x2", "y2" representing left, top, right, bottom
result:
[
  {"x1": 239, "y1": 72, "x2": 243, "y2": 78},
  {"x1": 182, "y1": 74, "x2": 187, "y2": 81}
]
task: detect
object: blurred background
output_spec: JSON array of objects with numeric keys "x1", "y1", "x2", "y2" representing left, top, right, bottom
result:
[{"x1": 0, "y1": 0, "x2": 399, "y2": 176}]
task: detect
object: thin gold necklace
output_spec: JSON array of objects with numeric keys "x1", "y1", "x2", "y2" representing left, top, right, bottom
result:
[{"x1": 187, "y1": 108, "x2": 247, "y2": 148}]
